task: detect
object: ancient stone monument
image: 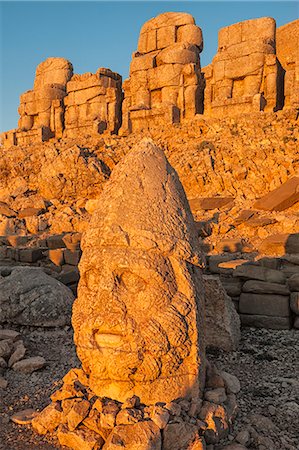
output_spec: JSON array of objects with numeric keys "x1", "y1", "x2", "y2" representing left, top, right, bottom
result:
[
  {"x1": 64, "y1": 68, "x2": 122, "y2": 138},
  {"x1": 121, "y1": 12, "x2": 204, "y2": 133},
  {"x1": 203, "y1": 17, "x2": 283, "y2": 116},
  {"x1": 0, "y1": 59, "x2": 122, "y2": 147},
  {"x1": 73, "y1": 138, "x2": 206, "y2": 404},
  {"x1": 276, "y1": 19, "x2": 299, "y2": 108},
  {"x1": 31, "y1": 139, "x2": 210, "y2": 448},
  {"x1": 1, "y1": 15, "x2": 298, "y2": 145}
]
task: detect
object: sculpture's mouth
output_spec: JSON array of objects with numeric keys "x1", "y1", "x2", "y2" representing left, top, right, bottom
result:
[{"x1": 94, "y1": 332, "x2": 125, "y2": 349}]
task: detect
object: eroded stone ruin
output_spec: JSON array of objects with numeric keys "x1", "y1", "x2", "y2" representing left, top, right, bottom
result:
[{"x1": 1, "y1": 14, "x2": 297, "y2": 146}]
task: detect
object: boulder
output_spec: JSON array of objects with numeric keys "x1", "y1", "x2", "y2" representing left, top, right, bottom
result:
[
  {"x1": 203, "y1": 275, "x2": 240, "y2": 351},
  {"x1": 0, "y1": 267, "x2": 74, "y2": 326},
  {"x1": 102, "y1": 421, "x2": 162, "y2": 450},
  {"x1": 253, "y1": 176, "x2": 299, "y2": 211},
  {"x1": 163, "y1": 422, "x2": 206, "y2": 450},
  {"x1": 239, "y1": 293, "x2": 290, "y2": 317}
]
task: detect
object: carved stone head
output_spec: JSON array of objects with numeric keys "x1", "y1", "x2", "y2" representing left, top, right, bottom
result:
[{"x1": 72, "y1": 139, "x2": 205, "y2": 404}]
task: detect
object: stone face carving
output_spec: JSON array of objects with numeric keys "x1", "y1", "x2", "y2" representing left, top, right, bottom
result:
[
  {"x1": 64, "y1": 68, "x2": 122, "y2": 138},
  {"x1": 276, "y1": 20, "x2": 299, "y2": 108},
  {"x1": 121, "y1": 12, "x2": 204, "y2": 134},
  {"x1": 72, "y1": 139, "x2": 206, "y2": 404},
  {"x1": 203, "y1": 17, "x2": 282, "y2": 116}
]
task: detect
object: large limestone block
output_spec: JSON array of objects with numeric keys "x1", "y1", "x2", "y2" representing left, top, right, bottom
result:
[
  {"x1": 216, "y1": 41, "x2": 274, "y2": 62},
  {"x1": 157, "y1": 25, "x2": 176, "y2": 49},
  {"x1": 130, "y1": 52, "x2": 157, "y2": 74},
  {"x1": 156, "y1": 43, "x2": 199, "y2": 66},
  {"x1": 0, "y1": 267, "x2": 74, "y2": 326},
  {"x1": 177, "y1": 24, "x2": 203, "y2": 50},
  {"x1": 218, "y1": 17, "x2": 275, "y2": 50},
  {"x1": 241, "y1": 17, "x2": 276, "y2": 43},
  {"x1": 224, "y1": 53, "x2": 265, "y2": 79},
  {"x1": 73, "y1": 139, "x2": 205, "y2": 404},
  {"x1": 203, "y1": 275, "x2": 240, "y2": 352},
  {"x1": 34, "y1": 57, "x2": 73, "y2": 91},
  {"x1": 140, "y1": 12, "x2": 195, "y2": 35},
  {"x1": 254, "y1": 177, "x2": 299, "y2": 211},
  {"x1": 239, "y1": 293, "x2": 290, "y2": 317},
  {"x1": 148, "y1": 64, "x2": 183, "y2": 90}
]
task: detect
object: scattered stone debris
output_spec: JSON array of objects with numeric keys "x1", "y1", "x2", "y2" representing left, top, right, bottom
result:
[{"x1": 0, "y1": 328, "x2": 47, "y2": 388}]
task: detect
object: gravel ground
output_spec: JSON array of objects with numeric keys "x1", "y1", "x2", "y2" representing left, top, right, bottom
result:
[{"x1": 0, "y1": 326, "x2": 298, "y2": 450}]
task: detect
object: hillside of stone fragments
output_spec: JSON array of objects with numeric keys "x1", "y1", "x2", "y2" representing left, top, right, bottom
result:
[{"x1": 0, "y1": 107, "x2": 299, "y2": 330}]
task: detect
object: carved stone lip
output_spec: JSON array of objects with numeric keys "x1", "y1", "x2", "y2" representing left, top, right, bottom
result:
[{"x1": 94, "y1": 332, "x2": 125, "y2": 348}]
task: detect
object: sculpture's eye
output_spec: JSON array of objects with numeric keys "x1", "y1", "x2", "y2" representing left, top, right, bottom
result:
[{"x1": 119, "y1": 271, "x2": 146, "y2": 293}]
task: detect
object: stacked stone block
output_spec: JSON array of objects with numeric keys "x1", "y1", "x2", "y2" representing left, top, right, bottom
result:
[
  {"x1": 64, "y1": 68, "x2": 122, "y2": 138},
  {"x1": 121, "y1": 12, "x2": 204, "y2": 133},
  {"x1": 203, "y1": 17, "x2": 283, "y2": 117}
]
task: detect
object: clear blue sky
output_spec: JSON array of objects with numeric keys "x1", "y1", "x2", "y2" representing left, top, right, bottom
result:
[{"x1": 0, "y1": 1, "x2": 298, "y2": 132}]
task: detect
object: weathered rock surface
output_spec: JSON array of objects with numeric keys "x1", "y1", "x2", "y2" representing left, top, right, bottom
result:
[
  {"x1": 0, "y1": 267, "x2": 74, "y2": 326},
  {"x1": 203, "y1": 275, "x2": 241, "y2": 351},
  {"x1": 73, "y1": 139, "x2": 206, "y2": 404}
]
